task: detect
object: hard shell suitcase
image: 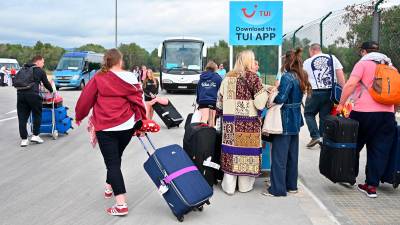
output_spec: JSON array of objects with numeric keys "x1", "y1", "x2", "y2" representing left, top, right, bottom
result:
[
  {"x1": 41, "y1": 108, "x2": 53, "y2": 123},
  {"x1": 183, "y1": 123, "x2": 220, "y2": 186},
  {"x1": 153, "y1": 102, "x2": 184, "y2": 129},
  {"x1": 36, "y1": 106, "x2": 68, "y2": 123},
  {"x1": 184, "y1": 113, "x2": 193, "y2": 130},
  {"x1": 214, "y1": 131, "x2": 224, "y2": 181},
  {"x1": 56, "y1": 117, "x2": 72, "y2": 134},
  {"x1": 40, "y1": 123, "x2": 53, "y2": 134},
  {"x1": 319, "y1": 115, "x2": 359, "y2": 185},
  {"x1": 381, "y1": 125, "x2": 400, "y2": 188},
  {"x1": 140, "y1": 134, "x2": 213, "y2": 222}
]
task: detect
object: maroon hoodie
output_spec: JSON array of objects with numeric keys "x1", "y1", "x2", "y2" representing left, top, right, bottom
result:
[{"x1": 75, "y1": 71, "x2": 147, "y2": 131}]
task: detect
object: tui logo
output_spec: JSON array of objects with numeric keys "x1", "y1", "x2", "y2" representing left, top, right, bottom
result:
[{"x1": 242, "y1": 4, "x2": 258, "y2": 18}]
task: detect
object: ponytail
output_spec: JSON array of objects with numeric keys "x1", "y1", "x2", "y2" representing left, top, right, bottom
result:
[{"x1": 100, "y1": 48, "x2": 123, "y2": 73}]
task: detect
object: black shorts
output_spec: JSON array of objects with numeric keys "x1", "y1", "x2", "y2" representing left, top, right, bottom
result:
[{"x1": 198, "y1": 103, "x2": 216, "y2": 110}]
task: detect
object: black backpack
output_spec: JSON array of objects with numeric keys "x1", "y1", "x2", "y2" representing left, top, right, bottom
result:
[{"x1": 13, "y1": 66, "x2": 36, "y2": 90}]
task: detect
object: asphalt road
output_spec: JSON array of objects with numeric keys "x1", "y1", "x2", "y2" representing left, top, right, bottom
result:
[{"x1": 0, "y1": 86, "x2": 336, "y2": 225}]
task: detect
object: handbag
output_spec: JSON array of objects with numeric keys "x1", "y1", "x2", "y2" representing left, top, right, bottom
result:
[{"x1": 329, "y1": 54, "x2": 342, "y2": 104}]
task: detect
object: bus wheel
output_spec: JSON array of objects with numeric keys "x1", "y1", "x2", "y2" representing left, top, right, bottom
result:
[{"x1": 78, "y1": 81, "x2": 85, "y2": 90}]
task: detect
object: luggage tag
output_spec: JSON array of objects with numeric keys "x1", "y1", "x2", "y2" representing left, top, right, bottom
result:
[
  {"x1": 158, "y1": 184, "x2": 169, "y2": 195},
  {"x1": 203, "y1": 157, "x2": 221, "y2": 170}
]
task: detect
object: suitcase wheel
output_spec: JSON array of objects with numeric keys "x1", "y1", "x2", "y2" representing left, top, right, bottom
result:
[
  {"x1": 177, "y1": 216, "x2": 184, "y2": 222},
  {"x1": 205, "y1": 200, "x2": 211, "y2": 205},
  {"x1": 198, "y1": 206, "x2": 204, "y2": 211}
]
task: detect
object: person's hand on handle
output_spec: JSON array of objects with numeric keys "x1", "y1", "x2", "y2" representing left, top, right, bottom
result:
[{"x1": 336, "y1": 104, "x2": 344, "y2": 115}]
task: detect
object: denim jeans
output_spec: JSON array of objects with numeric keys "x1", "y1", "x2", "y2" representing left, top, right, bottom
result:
[
  {"x1": 304, "y1": 90, "x2": 332, "y2": 139},
  {"x1": 268, "y1": 134, "x2": 299, "y2": 196}
]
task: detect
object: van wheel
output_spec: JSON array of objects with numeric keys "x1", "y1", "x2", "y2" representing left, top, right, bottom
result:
[{"x1": 78, "y1": 81, "x2": 85, "y2": 90}]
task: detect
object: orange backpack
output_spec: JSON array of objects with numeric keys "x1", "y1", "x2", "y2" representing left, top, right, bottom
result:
[{"x1": 362, "y1": 63, "x2": 400, "y2": 105}]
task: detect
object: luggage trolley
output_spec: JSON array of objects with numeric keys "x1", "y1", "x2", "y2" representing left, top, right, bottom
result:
[{"x1": 28, "y1": 92, "x2": 59, "y2": 140}]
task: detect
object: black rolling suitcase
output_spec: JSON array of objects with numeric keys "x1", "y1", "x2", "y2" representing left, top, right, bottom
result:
[
  {"x1": 319, "y1": 115, "x2": 359, "y2": 185},
  {"x1": 153, "y1": 101, "x2": 184, "y2": 129},
  {"x1": 381, "y1": 124, "x2": 400, "y2": 188},
  {"x1": 214, "y1": 130, "x2": 224, "y2": 181},
  {"x1": 183, "y1": 123, "x2": 220, "y2": 186}
]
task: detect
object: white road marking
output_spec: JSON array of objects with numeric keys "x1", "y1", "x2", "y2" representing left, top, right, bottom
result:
[
  {"x1": 0, "y1": 116, "x2": 17, "y2": 122},
  {"x1": 5, "y1": 109, "x2": 17, "y2": 115},
  {"x1": 299, "y1": 180, "x2": 341, "y2": 225}
]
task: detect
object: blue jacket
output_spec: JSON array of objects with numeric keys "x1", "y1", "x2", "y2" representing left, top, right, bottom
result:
[
  {"x1": 274, "y1": 72, "x2": 304, "y2": 135},
  {"x1": 196, "y1": 71, "x2": 222, "y2": 105}
]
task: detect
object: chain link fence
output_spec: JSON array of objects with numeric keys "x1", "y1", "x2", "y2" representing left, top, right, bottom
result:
[{"x1": 283, "y1": 0, "x2": 400, "y2": 73}]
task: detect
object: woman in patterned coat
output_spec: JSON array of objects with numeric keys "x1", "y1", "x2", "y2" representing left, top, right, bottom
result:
[{"x1": 216, "y1": 50, "x2": 268, "y2": 195}]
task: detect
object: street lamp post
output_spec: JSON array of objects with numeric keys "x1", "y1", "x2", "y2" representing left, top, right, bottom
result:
[{"x1": 115, "y1": 0, "x2": 118, "y2": 48}]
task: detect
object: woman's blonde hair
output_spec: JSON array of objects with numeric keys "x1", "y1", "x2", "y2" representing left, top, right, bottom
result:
[
  {"x1": 147, "y1": 69, "x2": 154, "y2": 80},
  {"x1": 233, "y1": 50, "x2": 255, "y2": 76},
  {"x1": 143, "y1": 69, "x2": 156, "y2": 88},
  {"x1": 100, "y1": 48, "x2": 123, "y2": 73}
]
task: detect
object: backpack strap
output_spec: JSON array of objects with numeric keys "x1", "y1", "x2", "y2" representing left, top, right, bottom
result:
[{"x1": 329, "y1": 54, "x2": 335, "y2": 87}]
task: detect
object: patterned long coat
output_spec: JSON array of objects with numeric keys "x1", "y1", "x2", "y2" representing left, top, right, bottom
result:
[{"x1": 216, "y1": 70, "x2": 268, "y2": 176}]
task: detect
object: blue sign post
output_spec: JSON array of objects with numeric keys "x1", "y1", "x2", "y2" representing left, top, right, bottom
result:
[{"x1": 229, "y1": 1, "x2": 283, "y2": 46}]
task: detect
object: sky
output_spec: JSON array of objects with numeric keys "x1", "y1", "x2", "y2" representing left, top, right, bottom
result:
[{"x1": 0, "y1": 0, "x2": 399, "y2": 52}]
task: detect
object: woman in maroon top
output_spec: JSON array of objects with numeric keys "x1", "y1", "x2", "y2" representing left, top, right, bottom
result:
[{"x1": 75, "y1": 49, "x2": 147, "y2": 216}]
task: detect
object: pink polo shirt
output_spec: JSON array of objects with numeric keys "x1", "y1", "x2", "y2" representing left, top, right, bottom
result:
[{"x1": 351, "y1": 60, "x2": 395, "y2": 113}]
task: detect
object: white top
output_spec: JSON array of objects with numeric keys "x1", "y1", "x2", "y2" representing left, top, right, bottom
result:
[
  {"x1": 103, "y1": 71, "x2": 140, "y2": 131},
  {"x1": 303, "y1": 53, "x2": 343, "y2": 90}
]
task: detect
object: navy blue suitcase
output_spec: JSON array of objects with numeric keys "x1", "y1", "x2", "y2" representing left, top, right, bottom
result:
[
  {"x1": 381, "y1": 125, "x2": 400, "y2": 188},
  {"x1": 139, "y1": 134, "x2": 213, "y2": 222}
]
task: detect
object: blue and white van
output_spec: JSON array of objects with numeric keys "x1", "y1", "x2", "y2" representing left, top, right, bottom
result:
[{"x1": 53, "y1": 51, "x2": 103, "y2": 90}]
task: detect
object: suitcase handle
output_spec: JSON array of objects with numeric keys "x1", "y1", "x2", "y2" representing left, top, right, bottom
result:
[{"x1": 137, "y1": 133, "x2": 157, "y2": 157}]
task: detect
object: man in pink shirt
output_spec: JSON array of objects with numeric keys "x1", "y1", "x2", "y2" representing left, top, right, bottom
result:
[{"x1": 337, "y1": 41, "x2": 396, "y2": 198}]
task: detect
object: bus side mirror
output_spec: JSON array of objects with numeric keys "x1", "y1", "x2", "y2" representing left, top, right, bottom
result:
[
  {"x1": 158, "y1": 44, "x2": 162, "y2": 58},
  {"x1": 202, "y1": 44, "x2": 207, "y2": 58}
]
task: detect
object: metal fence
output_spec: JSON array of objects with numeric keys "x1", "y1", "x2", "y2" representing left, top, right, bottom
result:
[{"x1": 283, "y1": 0, "x2": 400, "y2": 72}]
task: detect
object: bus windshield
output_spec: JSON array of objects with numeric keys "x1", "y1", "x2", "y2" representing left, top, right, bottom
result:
[
  {"x1": 56, "y1": 57, "x2": 84, "y2": 71},
  {"x1": 163, "y1": 42, "x2": 202, "y2": 71}
]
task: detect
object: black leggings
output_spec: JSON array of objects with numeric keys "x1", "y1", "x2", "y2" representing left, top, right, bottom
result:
[{"x1": 96, "y1": 128, "x2": 135, "y2": 196}]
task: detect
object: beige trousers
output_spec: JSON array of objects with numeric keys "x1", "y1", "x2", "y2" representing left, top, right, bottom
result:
[{"x1": 221, "y1": 173, "x2": 256, "y2": 195}]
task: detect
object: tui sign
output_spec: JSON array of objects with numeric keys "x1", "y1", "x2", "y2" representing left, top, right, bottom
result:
[{"x1": 229, "y1": 1, "x2": 283, "y2": 46}]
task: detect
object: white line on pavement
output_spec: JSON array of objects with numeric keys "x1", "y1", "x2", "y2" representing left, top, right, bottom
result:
[
  {"x1": 299, "y1": 180, "x2": 341, "y2": 225},
  {"x1": 0, "y1": 116, "x2": 17, "y2": 122},
  {"x1": 5, "y1": 109, "x2": 17, "y2": 115}
]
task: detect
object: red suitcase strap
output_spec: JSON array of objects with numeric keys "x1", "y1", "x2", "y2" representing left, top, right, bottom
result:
[{"x1": 163, "y1": 166, "x2": 198, "y2": 184}]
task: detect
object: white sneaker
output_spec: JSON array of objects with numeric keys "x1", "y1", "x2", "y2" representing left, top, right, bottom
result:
[
  {"x1": 31, "y1": 135, "x2": 44, "y2": 144},
  {"x1": 20, "y1": 139, "x2": 29, "y2": 147}
]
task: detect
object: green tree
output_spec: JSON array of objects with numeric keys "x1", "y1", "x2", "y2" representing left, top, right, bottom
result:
[
  {"x1": 147, "y1": 48, "x2": 160, "y2": 71},
  {"x1": 77, "y1": 44, "x2": 107, "y2": 53},
  {"x1": 118, "y1": 43, "x2": 149, "y2": 71},
  {"x1": 207, "y1": 40, "x2": 229, "y2": 67}
]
